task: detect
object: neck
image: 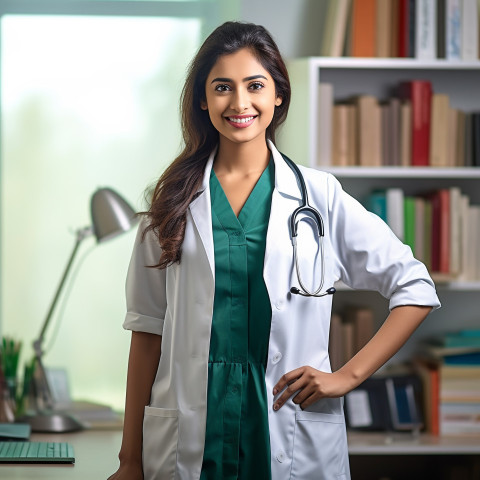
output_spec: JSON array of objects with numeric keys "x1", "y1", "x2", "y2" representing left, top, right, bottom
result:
[{"x1": 214, "y1": 136, "x2": 270, "y2": 175}]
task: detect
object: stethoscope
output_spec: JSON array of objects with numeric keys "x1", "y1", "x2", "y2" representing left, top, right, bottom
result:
[{"x1": 282, "y1": 155, "x2": 336, "y2": 298}]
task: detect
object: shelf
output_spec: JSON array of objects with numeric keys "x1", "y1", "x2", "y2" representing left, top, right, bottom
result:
[
  {"x1": 319, "y1": 166, "x2": 480, "y2": 179},
  {"x1": 301, "y1": 57, "x2": 480, "y2": 70},
  {"x1": 347, "y1": 431, "x2": 480, "y2": 455}
]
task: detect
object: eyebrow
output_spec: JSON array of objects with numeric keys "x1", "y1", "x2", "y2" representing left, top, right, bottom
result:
[{"x1": 210, "y1": 74, "x2": 268, "y2": 84}]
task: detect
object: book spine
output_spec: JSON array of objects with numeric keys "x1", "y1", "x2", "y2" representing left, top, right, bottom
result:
[
  {"x1": 416, "y1": 0, "x2": 437, "y2": 59},
  {"x1": 446, "y1": 0, "x2": 462, "y2": 59},
  {"x1": 461, "y1": 0, "x2": 479, "y2": 60}
]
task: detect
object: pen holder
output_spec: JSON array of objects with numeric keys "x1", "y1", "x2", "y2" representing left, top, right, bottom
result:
[{"x1": 0, "y1": 378, "x2": 15, "y2": 423}]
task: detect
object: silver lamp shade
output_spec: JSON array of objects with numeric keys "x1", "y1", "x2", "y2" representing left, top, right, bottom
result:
[{"x1": 91, "y1": 187, "x2": 138, "y2": 242}]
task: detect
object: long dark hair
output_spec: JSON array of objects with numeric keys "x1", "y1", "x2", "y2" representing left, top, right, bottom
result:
[{"x1": 144, "y1": 21, "x2": 291, "y2": 268}]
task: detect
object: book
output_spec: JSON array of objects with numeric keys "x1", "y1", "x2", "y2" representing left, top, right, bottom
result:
[
  {"x1": 390, "y1": 0, "x2": 400, "y2": 56},
  {"x1": 351, "y1": 0, "x2": 376, "y2": 57},
  {"x1": 438, "y1": 189, "x2": 451, "y2": 273},
  {"x1": 376, "y1": 0, "x2": 393, "y2": 57},
  {"x1": 399, "y1": 80, "x2": 433, "y2": 166},
  {"x1": 413, "y1": 358, "x2": 440, "y2": 435},
  {"x1": 473, "y1": 112, "x2": 480, "y2": 166},
  {"x1": 321, "y1": 0, "x2": 351, "y2": 57},
  {"x1": 446, "y1": 0, "x2": 462, "y2": 60},
  {"x1": 404, "y1": 196, "x2": 416, "y2": 252},
  {"x1": 400, "y1": 100, "x2": 412, "y2": 165},
  {"x1": 333, "y1": 104, "x2": 356, "y2": 166},
  {"x1": 386, "y1": 188, "x2": 405, "y2": 240},
  {"x1": 365, "y1": 190, "x2": 387, "y2": 222},
  {"x1": 414, "y1": 197, "x2": 426, "y2": 262},
  {"x1": 449, "y1": 187, "x2": 462, "y2": 276},
  {"x1": 429, "y1": 93, "x2": 450, "y2": 167},
  {"x1": 343, "y1": 306, "x2": 375, "y2": 355},
  {"x1": 398, "y1": 0, "x2": 412, "y2": 56},
  {"x1": 415, "y1": 0, "x2": 437, "y2": 59},
  {"x1": 329, "y1": 313, "x2": 344, "y2": 372},
  {"x1": 355, "y1": 95, "x2": 382, "y2": 166},
  {"x1": 317, "y1": 83, "x2": 334, "y2": 167},
  {"x1": 464, "y1": 112, "x2": 473, "y2": 166},
  {"x1": 438, "y1": 0, "x2": 447, "y2": 58},
  {"x1": 447, "y1": 108, "x2": 459, "y2": 167},
  {"x1": 461, "y1": 0, "x2": 479, "y2": 60},
  {"x1": 456, "y1": 110, "x2": 466, "y2": 167}
]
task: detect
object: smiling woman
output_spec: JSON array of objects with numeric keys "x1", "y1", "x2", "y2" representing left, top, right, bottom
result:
[{"x1": 0, "y1": 13, "x2": 201, "y2": 410}]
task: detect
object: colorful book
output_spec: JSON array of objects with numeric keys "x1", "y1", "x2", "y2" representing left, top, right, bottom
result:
[
  {"x1": 404, "y1": 196, "x2": 416, "y2": 252},
  {"x1": 399, "y1": 80, "x2": 433, "y2": 166},
  {"x1": 351, "y1": 0, "x2": 377, "y2": 57},
  {"x1": 398, "y1": 0, "x2": 412, "y2": 57}
]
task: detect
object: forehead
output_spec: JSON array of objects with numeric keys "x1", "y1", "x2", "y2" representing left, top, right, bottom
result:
[{"x1": 207, "y1": 48, "x2": 272, "y2": 80}]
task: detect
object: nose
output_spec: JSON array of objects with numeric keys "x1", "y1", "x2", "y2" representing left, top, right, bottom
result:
[{"x1": 230, "y1": 89, "x2": 249, "y2": 113}]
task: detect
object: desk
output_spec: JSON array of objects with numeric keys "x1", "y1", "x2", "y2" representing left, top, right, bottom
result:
[{"x1": 0, "y1": 430, "x2": 123, "y2": 479}]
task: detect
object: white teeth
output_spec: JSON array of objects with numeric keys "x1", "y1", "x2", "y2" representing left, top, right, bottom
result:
[{"x1": 228, "y1": 116, "x2": 254, "y2": 124}]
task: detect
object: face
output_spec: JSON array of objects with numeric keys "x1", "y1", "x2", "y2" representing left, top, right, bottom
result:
[{"x1": 201, "y1": 48, "x2": 282, "y2": 147}]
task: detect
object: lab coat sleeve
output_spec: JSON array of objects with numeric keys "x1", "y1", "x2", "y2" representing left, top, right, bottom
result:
[
  {"x1": 123, "y1": 216, "x2": 167, "y2": 335},
  {"x1": 326, "y1": 174, "x2": 440, "y2": 311}
]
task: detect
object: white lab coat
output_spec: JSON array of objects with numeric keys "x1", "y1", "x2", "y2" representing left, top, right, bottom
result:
[{"x1": 123, "y1": 140, "x2": 440, "y2": 480}]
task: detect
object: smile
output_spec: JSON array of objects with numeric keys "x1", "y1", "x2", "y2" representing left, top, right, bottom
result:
[{"x1": 225, "y1": 115, "x2": 257, "y2": 128}]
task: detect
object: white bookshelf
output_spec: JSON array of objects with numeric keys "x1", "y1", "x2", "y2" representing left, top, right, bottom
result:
[{"x1": 278, "y1": 57, "x2": 480, "y2": 463}]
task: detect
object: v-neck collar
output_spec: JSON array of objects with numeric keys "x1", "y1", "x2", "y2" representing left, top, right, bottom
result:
[{"x1": 210, "y1": 160, "x2": 274, "y2": 232}]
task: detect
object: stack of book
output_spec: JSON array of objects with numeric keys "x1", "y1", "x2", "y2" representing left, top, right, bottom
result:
[
  {"x1": 416, "y1": 329, "x2": 480, "y2": 436},
  {"x1": 318, "y1": 80, "x2": 480, "y2": 168},
  {"x1": 364, "y1": 187, "x2": 480, "y2": 281},
  {"x1": 320, "y1": 0, "x2": 479, "y2": 60}
]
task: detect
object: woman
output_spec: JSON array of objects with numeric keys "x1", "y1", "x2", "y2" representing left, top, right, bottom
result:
[{"x1": 108, "y1": 21, "x2": 440, "y2": 480}]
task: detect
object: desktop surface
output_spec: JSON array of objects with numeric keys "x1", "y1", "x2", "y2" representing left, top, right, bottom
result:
[{"x1": 0, "y1": 430, "x2": 122, "y2": 479}]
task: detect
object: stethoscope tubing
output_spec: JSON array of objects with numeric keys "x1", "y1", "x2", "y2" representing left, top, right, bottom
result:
[{"x1": 282, "y1": 154, "x2": 335, "y2": 298}]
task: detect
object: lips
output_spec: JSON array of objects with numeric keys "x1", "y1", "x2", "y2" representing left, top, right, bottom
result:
[{"x1": 225, "y1": 115, "x2": 257, "y2": 128}]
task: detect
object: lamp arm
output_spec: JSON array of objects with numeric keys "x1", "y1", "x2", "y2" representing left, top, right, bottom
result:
[{"x1": 33, "y1": 226, "x2": 93, "y2": 358}]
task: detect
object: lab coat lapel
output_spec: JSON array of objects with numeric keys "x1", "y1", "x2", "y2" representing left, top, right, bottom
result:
[
  {"x1": 264, "y1": 141, "x2": 302, "y2": 297},
  {"x1": 189, "y1": 152, "x2": 215, "y2": 278}
]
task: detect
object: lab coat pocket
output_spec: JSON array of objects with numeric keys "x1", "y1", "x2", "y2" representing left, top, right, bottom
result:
[
  {"x1": 290, "y1": 411, "x2": 349, "y2": 480},
  {"x1": 143, "y1": 406, "x2": 179, "y2": 480}
]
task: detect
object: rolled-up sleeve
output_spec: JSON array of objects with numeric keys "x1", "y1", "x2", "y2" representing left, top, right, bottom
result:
[
  {"x1": 123, "y1": 216, "x2": 167, "y2": 335},
  {"x1": 327, "y1": 174, "x2": 441, "y2": 311}
]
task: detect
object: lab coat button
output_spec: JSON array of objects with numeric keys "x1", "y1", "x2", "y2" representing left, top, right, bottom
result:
[
  {"x1": 275, "y1": 300, "x2": 283, "y2": 310},
  {"x1": 272, "y1": 352, "x2": 282, "y2": 364},
  {"x1": 276, "y1": 451, "x2": 285, "y2": 463}
]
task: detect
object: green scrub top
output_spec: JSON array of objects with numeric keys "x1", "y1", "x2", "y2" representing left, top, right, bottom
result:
[{"x1": 200, "y1": 160, "x2": 275, "y2": 480}]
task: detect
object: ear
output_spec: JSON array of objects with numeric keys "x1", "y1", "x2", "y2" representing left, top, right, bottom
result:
[
  {"x1": 275, "y1": 96, "x2": 283, "y2": 107},
  {"x1": 200, "y1": 100, "x2": 208, "y2": 111}
]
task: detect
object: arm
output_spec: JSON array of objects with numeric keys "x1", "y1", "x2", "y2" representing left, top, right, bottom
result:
[
  {"x1": 108, "y1": 331, "x2": 162, "y2": 479},
  {"x1": 273, "y1": 305, "x2": 431, "y2": 410}
]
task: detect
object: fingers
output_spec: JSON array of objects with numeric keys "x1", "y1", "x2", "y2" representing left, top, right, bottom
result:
[{"x1": 273, "y1": 366, "x2": 329, "y2": 411}]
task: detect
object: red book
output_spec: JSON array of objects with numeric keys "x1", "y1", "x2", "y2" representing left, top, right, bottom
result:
[
  {"x1": 397, "y1": 0, "x2": 410, "y2": 57},
  {"x1": 429, "y1": 189, "x2": 451, "y2": 273},
  {"x1": 351, "y1": 0, "x2": 376, "y2": 57},
  {"x1": 399, "y1": 80, "x2": 432, "y2": 166}
]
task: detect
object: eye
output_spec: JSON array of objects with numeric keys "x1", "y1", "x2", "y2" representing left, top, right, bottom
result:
[
  {"x1": 249, "y1": 81, "x2": 265, "y2": 91},
  {"x1": 214, "y1": 84, "x2": 231, "y2": 92}
]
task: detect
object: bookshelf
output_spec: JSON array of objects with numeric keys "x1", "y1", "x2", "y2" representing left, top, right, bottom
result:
[{"x1": 278, "y1": 57, "x2": 480, "y2": 475}]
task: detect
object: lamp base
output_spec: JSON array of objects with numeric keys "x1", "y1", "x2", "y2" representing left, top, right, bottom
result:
[{"x1": 16, "y1": 411, "x2": 84, "y2": 433}]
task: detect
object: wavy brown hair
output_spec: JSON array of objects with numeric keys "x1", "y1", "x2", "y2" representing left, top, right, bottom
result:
[{"x1": 143, "y1": 21, "x2": 291, "y2": 268}]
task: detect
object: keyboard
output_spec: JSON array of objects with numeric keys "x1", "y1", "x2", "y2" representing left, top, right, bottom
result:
[{"x1": 0, "y1": 441, "x2": 75, "y2": 464}]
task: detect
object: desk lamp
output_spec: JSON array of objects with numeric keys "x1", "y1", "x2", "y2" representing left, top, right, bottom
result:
[{"x1": 20, "y1": 187, "x2": 138, "y2": 432}]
